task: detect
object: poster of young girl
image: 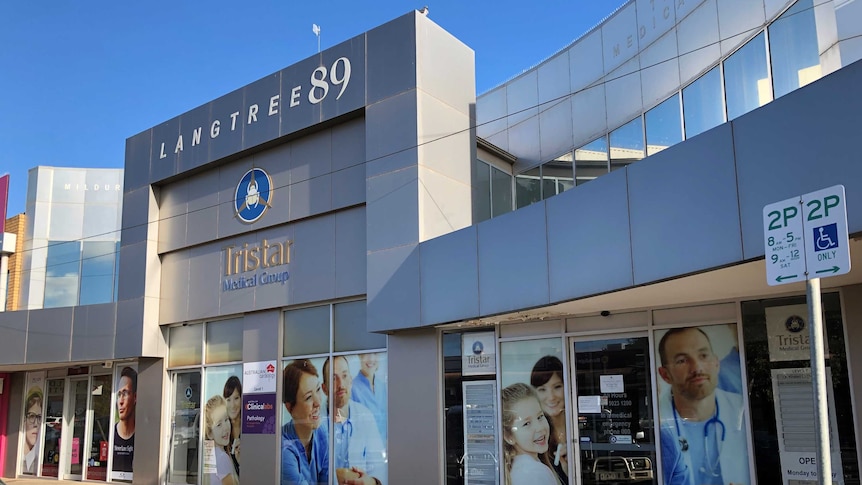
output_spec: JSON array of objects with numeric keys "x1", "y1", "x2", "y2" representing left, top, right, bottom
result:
[{"x1": 203, "y1": 365, "x2": 242, "y2": 485}]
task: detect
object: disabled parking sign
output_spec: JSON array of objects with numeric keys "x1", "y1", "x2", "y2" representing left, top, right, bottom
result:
[{"x1": 764, "y1": 185, "x2": 850, "y2": 286}]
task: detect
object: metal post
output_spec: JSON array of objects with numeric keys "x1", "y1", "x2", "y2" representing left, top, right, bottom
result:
[{"x1": 807, "y1": 277, "x2": 832, "y2": 484}]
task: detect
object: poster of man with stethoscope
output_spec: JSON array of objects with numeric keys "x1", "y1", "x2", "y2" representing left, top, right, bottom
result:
[{"x1": 655, "y1": 324, "x2": 751, "y2": 485}]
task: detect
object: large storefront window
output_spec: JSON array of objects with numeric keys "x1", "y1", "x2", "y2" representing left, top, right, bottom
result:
[
  {"x1": 281, "y1": 300, "x2": 388, "y2": 485},
  {"x1": 741, "y1": 293, "x2": 859, "y2": 485}
]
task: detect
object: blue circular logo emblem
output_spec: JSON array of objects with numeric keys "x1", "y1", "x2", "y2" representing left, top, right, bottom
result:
[
  {"x1": 785, "y1": 315, "x2": 805, "y2": 333},
  {"x1": 472, "y1": 341, "x2": 484, "y2": 355},
  {"x1": 234, "y1": 168, "x2": 273, "y2": 223}
]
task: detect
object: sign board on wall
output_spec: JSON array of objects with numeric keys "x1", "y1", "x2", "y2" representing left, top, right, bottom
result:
[
  {"x1": 462, "y1": 332, "x2": 496, "y2": 376},
  {"x1": 242, "y1": 361, "x2": 278, "y2": 435},
  {"x1": 765, "y1": 304, "x2": 828, "y2": 362}
]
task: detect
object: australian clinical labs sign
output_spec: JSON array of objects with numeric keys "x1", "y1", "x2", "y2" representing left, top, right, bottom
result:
[{"x1": 763, "y1": 185, "x2": 851, "y2": 286}]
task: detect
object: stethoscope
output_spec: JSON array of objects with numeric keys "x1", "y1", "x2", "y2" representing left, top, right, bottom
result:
[{"x1": 672, "y1": 395, "x2": 727, "y2": 476}]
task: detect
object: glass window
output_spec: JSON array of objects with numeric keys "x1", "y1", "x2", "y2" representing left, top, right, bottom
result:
[
  {"x1": 167, "y1": 371, "x2": 201, "y2": 484},
  {"x1": 725, "y1": 32, "x2": 772, "y2": 120},
  {"x1": 646, "y1": 94, "x2": 683, "y2": 155},
  {"x1": 169, "y1": 324, "x2": 203, "y2": 367},
  {"x1": 205, "y1": 318, "x2": 243, "y2": 364},
  {"x1": 769, "y1": 0, "x2": 821, "y2": 99},
  {"x1": 86, "y1": 375, "x2": 112, "y2": 481},
  {"x1": 575, "y1": 137, "x2": 609, "y2": 185},
  {"x1": 683, "y1": 66, "x2": 725, "y2": 138},
  {"x1": 79, "y1": 241, "x2": 116, "y2": 306},
  {"x1": 284, "y1": 305, "x2": 330, "y2": 356},
  {"x1": 44, "y1": 240, "x2": 81, "y2": 308},
  {"x1": 490, "y1": 166, "x2": 513, "y2": 218},
  {"x1": 334, "y1": 300, "x2": 385, "y2": 352},
  {"x1": 610, "y1": 117, "x2": 645, "y2": 171},
  {"x1": 541, "y1": 153, "x2": 574, "y2": 200},
  {"x1": 515, "y1": 167, "x2": 541, "y2": 209},
  {"x1": 474, "y1": 160, "x2": 492, "y2": 223}
]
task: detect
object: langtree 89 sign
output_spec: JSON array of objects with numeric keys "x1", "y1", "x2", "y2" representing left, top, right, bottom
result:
[{"x1": 763, "y1": 185, "x2": 851, "y2": 286}]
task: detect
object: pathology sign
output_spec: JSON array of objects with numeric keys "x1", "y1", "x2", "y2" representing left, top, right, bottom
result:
[
  {"x1": 242, "y1": 361, "x2": 278, "y2": 435},
  {"x1": 763, "y1": 185, "x2": 851, "y2": 286}
]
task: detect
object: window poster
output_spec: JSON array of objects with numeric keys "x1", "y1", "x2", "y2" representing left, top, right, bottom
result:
[
  {"x1": 280, "y1": 353, "x2": 389, "y2": 485},
  {"x1": 203, "y1": 365, "x2": 242, "y2": 485},
  {"x1": 500, "y1": 338, "x2": 568, "y2": 485},
  {"x1": 654, "y1": 324, "x2": 751, "y2": 485},
  {"x1": 765, "y1": 304, "x2": 826, "y2": 362},
  {"x1": 111, "y1": 365, "x2": 137, "y2": 482},
  {"x1": 771, "y1": 367, "x2": 844, "y2": 485},
  {"x1": 21, "y1": 371, "x2": 45, "y2": 475}
]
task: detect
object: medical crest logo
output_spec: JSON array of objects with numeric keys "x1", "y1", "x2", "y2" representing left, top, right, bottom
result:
[
  {"x1": 234, "y1": 168, "x2": 273, "y2": 223},
  {"x1": 785, "y1": 315, "x2": 805, "y2": 333},
  {"x1": 472, "y1": 341, "x2": 484, "y2": 355}
]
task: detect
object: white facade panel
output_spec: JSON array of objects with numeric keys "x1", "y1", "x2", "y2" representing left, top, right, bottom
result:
[
  {"x1": 718, "y1": 0, "x2": 766, "y2": 55},
  {"x1": 537, "y1": 52, "x2": 571, "y2": 105},
  {"x1": 476, "y1": 86, "x2": 509, "y2": 140},
  {"x1": 602, "y1": 2, "x2": 641, "y2": 73},
  {"x1": 605, "y1": 58, "x2": 644, "y2": 130},
  {"x1": 572, "y1": 83, "x2": 608, "y2": 147},
  {"x1": 505, "y1": 70, "x2": 539, "y2": 127},
  {"x1": 507, "y1": 117, "x2": 541, "y2": 167},
  {"x1": 539, "y1": 99, "x2": 575, "y2": 161},
  {"x1": 569, "y1": 29, "x2": 605, "y2": 93},
  {"x1": 636, "y1": 0, "x2": 678, "y2": 52},
  {"x1": 640, "y1": 30, "x2": 682, "y2": 109},
  {"x1": 677, "y1": 0, "x2": 722, "y2": 84}
]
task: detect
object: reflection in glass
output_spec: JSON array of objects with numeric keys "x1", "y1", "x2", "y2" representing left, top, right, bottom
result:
[
  {"x1": 515, "y1": 167, "x2": 541, "y2": 209},
  {"x1": 68, "y1": 379, "x2": 88, "y2": 478},
  {"x1": 474, "y1": 160, "x2": 492, "y2": 223},
  {"x1": 683, "y1": 66, "x2": 725, "y2": 138},
  {"x1": 86, "y1": 375, "x2": 112, "y2": 481},
  {"x1": 42, "y1": 379, "x2": 65, "y2": 478},
  {"x1": 44, "y1": 241, "x2": 81, "y2": 308},
  {"x1": 610, "y1": 118, "x2": 645, "y2": 171},
  {"x1": 334, "y1": 300, "x2": 385, "y2": 352},
  {"x1": 491, "y1": 166, "x2": 514, "y2": 218},
  {"x1": 80, "y1": 242, "x2": 116, "y2": 306},
  {"x1": 167, "y1": 372, "x2": 201, "y2": 484},
  {"x1": 284, "y1": 305, "x2": 331, "y2": 356},
  {"x1": 168, "y1": 324, "x2": 203, "y2": 367},
  {"x1": 206, "y1": 318, "x2": 243, "y2": 364},
  {"x1": 541, "y1": 152, "x2": 574, "y2": 200},
  {"x1": 725, "y1": 32, "x2": 771, "y2": 120},
  {"x1": 646, "y1": 94, "x2": 682, "y2": 156},
  {"x1": 575, "y1": 137, "x2": 609, "y2": 185},
  {"x1": 769, "y1": 0, "x2": 820, "y2": 99}
]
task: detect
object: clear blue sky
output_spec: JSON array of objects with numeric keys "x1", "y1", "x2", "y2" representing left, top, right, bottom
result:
[{"x1": 0, "y1": 0, "x2": 615, "y2": 217}]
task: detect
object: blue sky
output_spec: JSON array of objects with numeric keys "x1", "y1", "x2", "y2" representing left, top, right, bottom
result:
[{"x1": 0, "y1": 1, "x2": 615, "y2": 216}]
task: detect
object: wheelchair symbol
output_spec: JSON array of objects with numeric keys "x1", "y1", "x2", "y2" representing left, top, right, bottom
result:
[{"x1": 813, "y1": 224, "x2": 838, "y2": 252}]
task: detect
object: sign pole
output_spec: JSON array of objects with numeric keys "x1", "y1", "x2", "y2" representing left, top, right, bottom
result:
[{"x1": 806, "y1": 277, "x2": 832, "y2": 484}]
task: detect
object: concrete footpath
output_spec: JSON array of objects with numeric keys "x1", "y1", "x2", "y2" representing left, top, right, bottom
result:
[{"x1": 2, "y1": 479, "x2": 83, "y2": 485}]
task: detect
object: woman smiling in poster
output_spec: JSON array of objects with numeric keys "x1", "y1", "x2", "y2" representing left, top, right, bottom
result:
[
  {"x1": 223, "y1": 376, "x2": 242, "y2": 474},
  {"x1": 531, "y1": 356, "x2": 568, "y2": 484}
]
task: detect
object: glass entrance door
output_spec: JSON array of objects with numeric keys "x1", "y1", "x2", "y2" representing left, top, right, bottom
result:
[
  {"x1": 42, "y1": 378, "x2": 65, "y2": 477},
  {"x1": 167, "y1": 370, "x2": 202, "y2": 485},
  {"x1": 85, "y1": 374, "x2": 112, "y2": 480},
  {"x1": 572, "y1": 336, "x2": 657, "y2": 485},
  {"x1": 65, "y1": 377, "x2": 89, "y2": 479}
]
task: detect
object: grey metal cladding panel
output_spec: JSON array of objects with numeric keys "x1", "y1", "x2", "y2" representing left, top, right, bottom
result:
[
  {"x1": 677, "y1": 0, "x2": 721, "y2": 83},
  {"x1": 366, "y1": 166, "x2": 419, "y2": 252},
  {"x1": 717, "y1": 0, "x2": 765, "y2": 55},
  {"x1": 506, "y1": 71, "x2": 539, "y2": 128},
  {"x1": 636, "y1": 0, "x2": 678, "y2": 50},
  {"x1": 187, "y1": 243, "x2": 222, "y2": 321},
  {"x1": 735, "y1": 62, "x2": 862, "y2": 259},
  {"x1": 124, "y1": 130, "x2": 151, "y2": 191},
  {"x1": 247, "y1": 225, "x2": 294, "y2": 313},
  {"x1": 507, "y1": 117, "x2": 541, "y2": 169},
  {"x1": 640, "y1": 30, "x2": 681, "y2": 109},
  {"x1": 150, "y1": 117, "x2": 180, "y2": 183},
  {"x1": 366, "y1": 244, "x2": 420, "y2": 333},
  {"x1": 121, "y1": 186, "x2": 150, "y2": 247},
  {"x1": 605, "y1": 58, "x2": 644, "y2": 130},
  {"x1": 765, "y1": 0, "x2": 792, "y2": 21},
  {"x1": 365, "y1": 90, "x2": 418, "y2": 175},
  {"x1": 250, "y1": 145, "x2": 292, "y2": 230},
  {"x1": 335, "y1": 207, "x2": 367, "y2": 298},
  {"x1": 332, "y1": 163, "x2": 366, "y2": 210},
  {"x1": 674, "y1": 0, "x2": 710, "y2": 20},
  {"x1": 287, "y1": 215, "x2": 336, "y2": 305},
  {"x1": 602, "y1": 2, "x2": 640, "y2": 74},
  {"x1": 628, "y1": 123, "x2": 742, "y2": 284},
  {"x1": 538, "y1": 53, "x2": 571, "y2": 106},
  {"x1": 331, "y1": 118, "x2": 366, "y2": 172},
  {"x1": 117, "y1": 241, "x2": 147, "y2": 301},
  {"x1": 476, "y1": 86, "x2": 508, "y2": 140},
  {"x1": 367, "y1": 13, "x2": 417, "y2": 105},
  {"x1": 186, "y1": 169, "x2": 220, "y2": 247},
  {"x1": 158, "y1": 179, "x2": 188, "y2": 253},
  {"x1": 289, "y1": 174, "x2": 332, "y2": 221},
  {"x1": 115, "y1": 298, "x2": 144, "y2": 358},
  {"x1": 243, "y1": 72, "x2": 281, "y2": 150},
  {"x1": 572, "y1": 84, "x2": 608, "y2": 147},
  {"x1": 319, "y1": 36, "x2": 366, "y2": 122},
  {"x1": 290, "y1": 129, "x2": 332, "y2": 184},
  {"x1": 570, "y1": 29, "x2": 605, "y2": 93},
  {"x1": 419, "y1": 224, "x2": 479, "y2": 326},
  {"x1": 159, "y1": 251, "x2": 189, "y2": 324},
  {"x1": 177, "y1": 104, "x2": 212, "y2": 175},
  {"x1": 546, "y1": 169, "x2": 634, "y2": 301},
  {"x1": 208, "y1": 88, "x2": 245, "y2": 163},
  {"x1": 27, "y1": 307, "x2": 73, "y2": 363},
  {"x1": 0, "y1": 311, "x2": 27, "y2": 364},
  {"x1": 72, "y1": 303, "x2": 116, "y2": 361},
  {"x1": 539, "y1": 100, "x2": 574, "y2": 161},
  {"x1": 242, "y1": 310, "x2": 280, "y2": 365},
  {"x1": 478, "y1": 202, "x2": 550, "y2": 315}
]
